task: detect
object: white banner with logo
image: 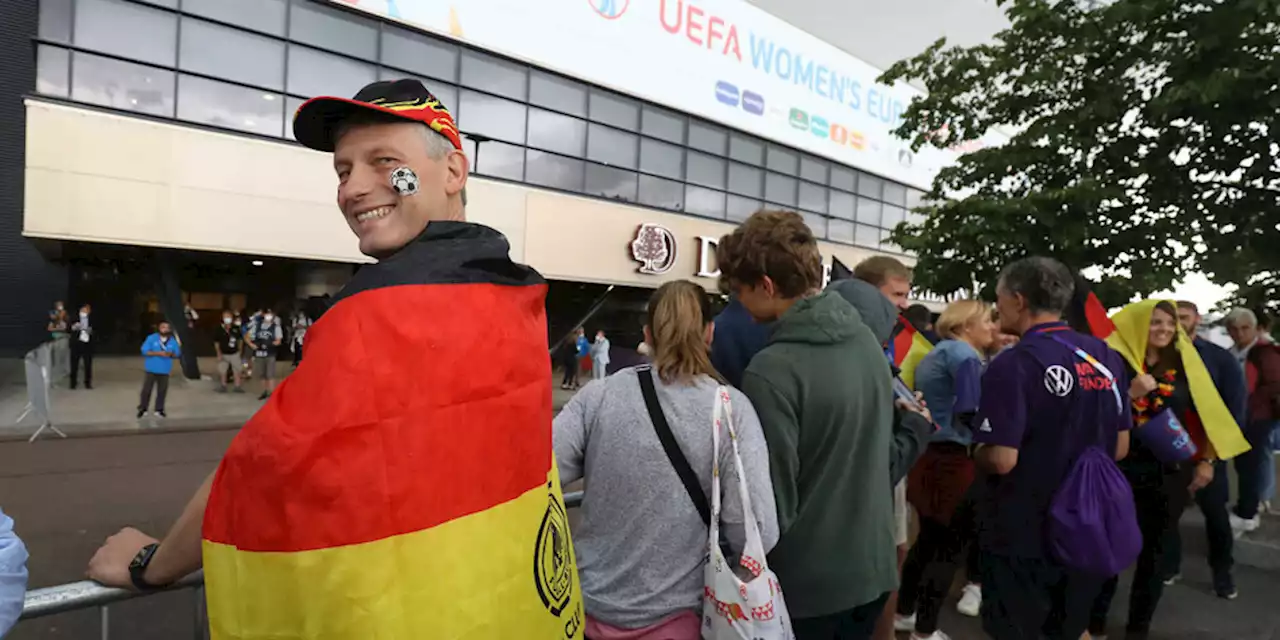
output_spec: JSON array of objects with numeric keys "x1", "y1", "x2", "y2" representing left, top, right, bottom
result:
[{"x1": 334, "y1": 0, "x2": 1004, "y2": 190}]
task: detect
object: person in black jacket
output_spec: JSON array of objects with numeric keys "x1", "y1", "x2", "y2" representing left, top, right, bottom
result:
[{"x1": 1160, "y1": 301, "x2": 1246, "y2": 598}]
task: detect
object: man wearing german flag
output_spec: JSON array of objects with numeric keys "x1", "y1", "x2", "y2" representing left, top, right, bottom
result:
[{"x1": 88, "y1": 79, "x2": 584, "y2": 639}]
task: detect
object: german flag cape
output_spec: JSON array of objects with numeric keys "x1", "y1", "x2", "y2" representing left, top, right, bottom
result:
[
  {"x1": 890, "y1": 317, "x2": 937, "y2": 389},
  {"x1": 202, "y1": 222, "x2": 584, "y2": 640},
  {"x1": 1105, "y1": 300, "x2": 1250, "y2": 460}
]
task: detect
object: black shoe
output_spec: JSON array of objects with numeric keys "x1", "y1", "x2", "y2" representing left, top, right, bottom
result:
[
  {"x1": 1162, "y1": 572, "x2": 1181, "y2": 586},
  {"x1": 215, "y1": 386, "x2": 227, "y2": 394},
  {"x1": 233, "y1": 386, "x2": 245, "y2": 394},
  {"x1": 259, "y1": 391, "x2": 270, "y2": 400},
  {"x1": 1214, "y1": 573, "x2": 1239, "y2": 600},
  {"x1": 70, "y1": 384, "x2": 77, "y2": 390},
  {"x1": 136, "y1": 409, "x2": 146, "y2": 419},
  {"x1": 85, "y1": 383, "x2": 92, "y2": 390},
  {"x1": 156, "y1": 411, "x2": 167, "y2": 418}
]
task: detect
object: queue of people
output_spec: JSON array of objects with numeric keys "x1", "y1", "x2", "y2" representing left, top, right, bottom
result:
[{"x1": 72, "y1": 77, "x2": 1272, "y2": 640}]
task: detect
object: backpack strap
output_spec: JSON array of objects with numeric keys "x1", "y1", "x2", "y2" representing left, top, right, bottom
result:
[{"x1": 638, "y1": 366, "x2": 711, "y2": 527}]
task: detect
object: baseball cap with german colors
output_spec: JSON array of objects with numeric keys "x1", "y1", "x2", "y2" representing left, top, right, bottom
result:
[{"x1": 292, "y1": 79, "x2": 462, "y2": 153}]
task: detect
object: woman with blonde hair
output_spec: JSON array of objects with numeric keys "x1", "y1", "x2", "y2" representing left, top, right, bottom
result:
[
  {"x1": 895, "y1": 299, "x2": 997, "y2": 640},
  {"x1": 554, "y1": 279, "x2": 779, "y2": 640}
]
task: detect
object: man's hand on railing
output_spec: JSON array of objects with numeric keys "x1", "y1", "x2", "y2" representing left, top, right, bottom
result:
[{"x1": 86, "y1": 527, "x2": 158, "y2": 590}]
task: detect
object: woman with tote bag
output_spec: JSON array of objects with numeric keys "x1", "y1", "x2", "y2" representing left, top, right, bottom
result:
[{"x1": 554, "y1": 280, "x2": 785, "y2": 640}]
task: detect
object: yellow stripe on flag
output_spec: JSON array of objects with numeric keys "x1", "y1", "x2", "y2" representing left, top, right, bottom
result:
[
  {"x1": 900, "y1": 331, "x2": 935, "y2": 390},
  {"x1": 203, "y1": 469, "x2": 583, "y2": 640}
]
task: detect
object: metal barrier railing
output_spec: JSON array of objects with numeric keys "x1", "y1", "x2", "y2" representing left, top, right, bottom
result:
[
  {"x1": 14, "y1": 336, "x2": 70, "y2": 442},
  {"x1": 18, "y1": 491, "x2": 584, "y2": 637}
]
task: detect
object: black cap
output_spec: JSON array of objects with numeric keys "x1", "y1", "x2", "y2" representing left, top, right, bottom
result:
[{"x1": 292, "y1": 79, "x2": 462, "y2": 153}]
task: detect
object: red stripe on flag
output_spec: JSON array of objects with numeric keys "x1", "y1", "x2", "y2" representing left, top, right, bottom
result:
[
  {"x1": 203, "y1": 283, "x2": 553, "y2": 553},
  {"x1": 1085, "y1": 292, "x2": 1115, "y2": 339},
  {"x1": 892, "y1": 317, "x2": 917, "y2": 368}
]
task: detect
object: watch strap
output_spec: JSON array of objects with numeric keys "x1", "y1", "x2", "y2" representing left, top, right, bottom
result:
[{"x1": 128, "y1": 543, "x2": 161, "y2": 590}]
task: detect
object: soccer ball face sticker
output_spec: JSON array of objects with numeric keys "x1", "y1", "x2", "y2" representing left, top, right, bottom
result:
[{"x1": 389, "y1": 166, "x2": 420, "y2": 196}]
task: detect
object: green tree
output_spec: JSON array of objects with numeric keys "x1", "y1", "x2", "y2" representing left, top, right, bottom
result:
[{"x1": 880, "y1": 0, "x2": 1280, "y2": 308}]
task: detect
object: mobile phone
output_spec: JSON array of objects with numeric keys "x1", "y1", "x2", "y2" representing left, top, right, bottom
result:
[{"x1": 892, "y1": 376, "x2": 923, "y2": 411}]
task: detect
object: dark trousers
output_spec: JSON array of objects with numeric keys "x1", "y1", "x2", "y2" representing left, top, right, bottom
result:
[
  {"x1": 899, "y1": 499, "x2": 977, "y2": 633},
  {"x1": 980, "y1": 552, "x2": 1103, "y2": 640},
  {"x1": 1234, "y1": 421, "x2": 1272, "y2": 520},
  {"x1": 1090, "y1": 462, "x2": 1192, "y2": 635},
  {"x1": 1163, "y1": 460, "x2": 1233, "y2": 581},
  {"x1": 560, "y1": 356, "x2": 579, "y2": 386},
  {"x1": 139, "y1": 373, "x2": 170, "y2": 412},
  {"x1": 70, "y1": 341, "x2": 94, "y2": 387},
  {"x1": 793, "y1": 592, "x2": 889, "y2": 640}
]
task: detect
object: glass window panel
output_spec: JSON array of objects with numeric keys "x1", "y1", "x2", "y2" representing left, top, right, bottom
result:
[
  {"x1": 457, "y1": 90, "x2": 526, "y2": 144},
  {"x1": 525, "y1": 151, "x2": 585, "y2": 192},
  {"x1": 883, "y1": 183, "x2": 908, "y2": 207},
  {"x1": 726, "y1": 195, "x2": 761, "y2": 223},
  {"x1": 729, "y1": 134, "x2": 764, "y2": 166},
  {"x1": 802, "y1": 213, "x2": 827, "y2": 239},
  {"x1": 587, "y1": 124, "x2": 638, "y2": 170},
  {"x1": 585, "y1": 164, "x2": 638, "y2": 202},
  {"x1": 474, "y1": 140, "x2": 525, "y2": 180},
  {"x1": 287, "y1": 45, "x2": 375, "y2": 99},
  {"x1": 589, "y1": 89, "x2": 639, "y2": 130},
  {"x1": 460, "y1": 51, "x2": 527, "y2": 100},
  {"x1": 880, "y1": 229, "x2": 900, "y2": 252},
  {"x1": 284, "y1": 96, "x2": 304, "y2": 141},
  {"x1": 36, "y1": 46, "x2": 70, "y2": 97},
  {"x1": 687, "y1": 151, "x2": 726, "y2": 190},
  {"x1": 639, "y1": 175, "x2": 684, "y2": 211},
  {"x1": 72, "y1": 52, "x2": 175, "y2": 117},
  {"x1": 855, "y1": 224, "x2": 880, "y2": 247},
  {"x1": 529, "y1": 71, "x2": 587, "y2": 117},
  {"x1": 800, "y1": 156, "x2": 828, "y2": 184},
  {"x1": 830, "y1": 166, "x2": 856, "y2": 192},
  {"x1": 765, "y1": 173, "x2": 797, "y2": 207},
  {"x1": 177, "y1": 75, "x2": 284, "y2": 138},
  {"x1": 75, "y1": 0, "x2": 176, "y2": 66},
  {"x1": 882, "y1": 205, "x2": 907, "y2": 230},
  {"x1": 39, "y1": 0, "x2": 72, "y2": 43},
  {"x1": 906, "y1": 189, "x2": 926, "y2": 209},
  {"x1": 137, "y1": 0, "x2": 175, "y2": 7},
  {"x1": 381, "y1": 27, "x2": 458, "y2": 81},
  {"x1": 640, "y1": 138, "x2": 683, "y2": 181},
  {"x1": 858, "y1": 173, "x2": 884, "y2": 199},
  {"x1": 856, "y1": 197, "x2": 882, "y2": 225},
  {"x1": 799, "y1": 183, "x2": 827, "y2": 214},
  {"x1": 828, "y1": 219, "x2": 855, "y2": 244},
  {"x1": 181, "y1": 19, "x2": 285, "y2": 90},
  {"x1": 728, "y1": 163, "x2": 763, "y2": 198},
  {"x1": 289, "y1": 0, "x2": 377, "y2": 60},
  {"x1": 688, "y1": 120, "x2": 727, "y2": 156},
  {"x1": 378, "y1": 68, "x2": 459, "y2": 113},
  {"x1": 527, "y1": 108, "x2": 586, "y2": 157},
  {"x1": 685, "y1": 186, "x2": 726, "y2": 219},
  {"x1": 642, "y1": 106, "x2": 685, "y2": 144},
  {"x1": 766, "y1": 145, "x2": 799, "y2": 175},
  {"x1": 184, "y1": 0, "x2": 285, "y2": 36},
  {"x1": 829, "y1": 190, "x2": 855, "y2": 220}
]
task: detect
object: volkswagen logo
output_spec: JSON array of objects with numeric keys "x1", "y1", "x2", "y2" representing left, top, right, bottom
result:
[{"x1": 589, "y1": 0, "x2": 629, "y2": 19}]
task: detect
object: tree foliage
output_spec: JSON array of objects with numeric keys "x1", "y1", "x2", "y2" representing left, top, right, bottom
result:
[{"x1": 880, "y1": 0, "x2": 1280, "y2": 308}]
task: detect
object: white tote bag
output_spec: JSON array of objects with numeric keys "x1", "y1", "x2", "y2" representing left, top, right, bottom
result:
[{"x1": 703, "y1": 386, "x2": 794, "y2": 640}]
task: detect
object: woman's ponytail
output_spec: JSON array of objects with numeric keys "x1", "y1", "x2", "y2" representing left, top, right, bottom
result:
[{"x1": 647, "y1": 280, "x2": 723, "y2": 384}]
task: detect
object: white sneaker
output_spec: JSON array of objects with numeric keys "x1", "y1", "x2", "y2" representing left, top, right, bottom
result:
[
  {"x1": 956, "y1": 583, "x2": 982, "y2": 617},
  {"x1": 912, "y1": 631, "x2": 951, "y2": 640},
  {"x1": 1230, "y1": 512, "x2": 1261, "y2": 533},
  {"x1": 893, "y1": 613, "x2": 917, "y2": 632}
]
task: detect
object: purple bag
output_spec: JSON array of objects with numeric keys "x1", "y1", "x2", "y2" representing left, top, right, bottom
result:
[
  {"x1": 1048, "y1": 447, "x2": 1142, "y2": 576},
  {"x1": 1134, "y1": 409, "x2": 1198, "y2": 463}
]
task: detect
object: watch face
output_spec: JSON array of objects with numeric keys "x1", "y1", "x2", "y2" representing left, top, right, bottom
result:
[{"x1": 130, "y1": 543, "x2": 157, "y2": 570}]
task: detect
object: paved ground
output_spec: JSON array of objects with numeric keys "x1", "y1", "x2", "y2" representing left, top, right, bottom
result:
[{"x1": 0, "y1": 356, "x2": 581, "y2": 441}]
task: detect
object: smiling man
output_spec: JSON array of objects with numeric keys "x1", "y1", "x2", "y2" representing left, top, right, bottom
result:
[{"x1": 87, "y1": 80, "x2": 583, "y2": 639}]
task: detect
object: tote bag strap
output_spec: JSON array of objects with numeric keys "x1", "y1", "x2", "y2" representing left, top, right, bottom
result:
[{"x1": 638, "y1": 367, "x2": 712, "y2": 527}]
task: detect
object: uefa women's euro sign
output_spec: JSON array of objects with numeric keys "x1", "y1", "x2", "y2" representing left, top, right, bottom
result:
[{"x1": 631, "y1": 223, "x2": 678, "y2": 275}]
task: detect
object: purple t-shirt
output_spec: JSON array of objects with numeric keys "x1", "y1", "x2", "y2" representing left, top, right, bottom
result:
[{"x1": 973, "y1": 322, "x2": 1132, "y2": 558}]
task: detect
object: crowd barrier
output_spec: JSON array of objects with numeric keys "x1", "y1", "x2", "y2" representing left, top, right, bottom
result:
[
  {"x1": 17, "y1": 491, "x2": 585, "y2": 638},
  {"x1": 14, "y1": 337, "x2": 70, "y2": 442}
]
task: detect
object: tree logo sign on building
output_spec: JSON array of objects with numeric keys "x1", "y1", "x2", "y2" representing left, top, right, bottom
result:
[{"x1": 630, "y1": 223, "x2": 678, "y2": 275}]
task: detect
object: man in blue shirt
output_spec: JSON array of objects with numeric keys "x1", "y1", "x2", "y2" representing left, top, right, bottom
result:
[
  {"x1": 1160, "y1": 301, "x2": 1247, "y2": 598},
  {"x1": 0, "y1": 507, "x2": 28, "y2": 637},
  {"x1": 709, "y1": 296, "x2": 771, "y2": 389},
  {"x1": 972, "y1": 257, "x2": 1132, "y2": 640},
  {"x1": 138, "y1": 320, "x2": 182, "y2": 419}
]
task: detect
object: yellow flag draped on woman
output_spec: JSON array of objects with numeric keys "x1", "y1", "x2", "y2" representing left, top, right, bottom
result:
[{"x1": 1105, "y1": 299, "x2": 1250, "y2": 460}]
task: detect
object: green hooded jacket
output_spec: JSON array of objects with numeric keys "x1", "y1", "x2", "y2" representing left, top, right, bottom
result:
[{"x1": 740, "y1": 289, "x2": 905, "y2": 619}]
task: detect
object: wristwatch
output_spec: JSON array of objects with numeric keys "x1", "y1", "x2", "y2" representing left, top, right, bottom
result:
[{"x1": 128, "y1": 543, "x2": 162, "y2": 590}]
